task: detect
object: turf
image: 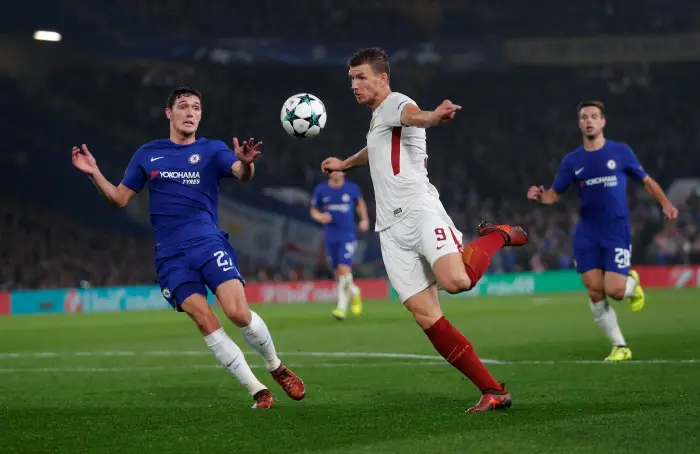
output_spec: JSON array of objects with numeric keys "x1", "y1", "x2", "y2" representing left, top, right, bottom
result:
[{"x1": 1, "y1": 289, "x2": 699, "y2": 453}]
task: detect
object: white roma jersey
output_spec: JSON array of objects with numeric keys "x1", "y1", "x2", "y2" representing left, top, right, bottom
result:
[{"x1": 366, "y1": 92, "x2": 441, "y2": 231}]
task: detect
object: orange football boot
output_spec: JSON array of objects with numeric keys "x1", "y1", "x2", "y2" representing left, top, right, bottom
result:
[
  {"x1": 478, "y1": 221, "x2": 528, "y2": 247},
  {"x1": 271, "y1": 364, "x2": 306, "y2": 401}
]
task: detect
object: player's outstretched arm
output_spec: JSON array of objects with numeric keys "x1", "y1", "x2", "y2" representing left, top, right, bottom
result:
[
  {"x1": 321, "y1": 147, "x2": 368, "y2": 174},
  {"x1": 310, "y1": 207, "x2": 332, "y2": 225},
  {"x1": 400, "y1": 101, "x2": 461, "y2": 129},
  {"x1": 71, "y1": 144, "x2": 135, "y2": 209},
  {"x1": 231, "y1": 137, "x2": 262, "y2": 182},
  {"x1": 641, "y1": 175, "x2": 678, "y2": 220},
  {"x1": 527, "y1": 185, "x2": 561, "y2": 205}
]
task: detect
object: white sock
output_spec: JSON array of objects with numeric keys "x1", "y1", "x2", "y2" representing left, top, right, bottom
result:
[
  {"x1": 589, "y1": 300, "x2": 626, "y2": 346},
  {"x1": 624, "y1": 276, "x2": 637, "y2": 298},
  {"x1": 336, "y1": 275, "x2": 349, "y2": 312},
  {"x1": 345, "y1": 273, "x2": 360, "y2": 296},
  {"x1": 240, "y1": 311, "x2": 282, "y2": 372},
  {"x1": 204, "y1": 328, "x2": 266, "y2": 396}
]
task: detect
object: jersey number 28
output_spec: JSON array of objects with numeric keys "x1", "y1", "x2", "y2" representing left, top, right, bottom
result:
[{"x1": 614, "y1": 248, "x2": 631, "y2": 269}]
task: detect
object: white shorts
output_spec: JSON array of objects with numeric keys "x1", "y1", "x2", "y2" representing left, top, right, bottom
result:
[{"x1": 379, "y1": 208, "x2": 463, "y2": 303}]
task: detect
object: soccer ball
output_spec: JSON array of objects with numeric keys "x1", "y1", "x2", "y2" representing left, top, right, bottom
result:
[{"x1": 280, "y1": 93, "x2": 327, "y2": 139}]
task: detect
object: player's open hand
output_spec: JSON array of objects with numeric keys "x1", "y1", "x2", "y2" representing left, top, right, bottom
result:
[
  {"x1": 527, "y1": 185, "x2": 545, "y2": 201},
  {"x1": 662, "y1": 202, "x2": 679, "y2": 221},
  {"x1": 233, "y1": 137, "x2": 262, "y2": 164},
  {"x1": 431, "y1": 100, "x2": 462, "y2": 125},
  {"x1": 317, "y1": 213, "x2": 333, "y2": 224},
  {"x1": 72, "y1": 144, "x2": 98, "y2": 175},
  {"x1": 321, "y1": 157, "x2": 346, "y2": 175}
]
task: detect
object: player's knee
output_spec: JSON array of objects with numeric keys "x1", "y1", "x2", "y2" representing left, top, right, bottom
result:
[
  {"x1": 586, "y1": 287, "x2": 606, "y2": 302},
  {"x1": 404, "y1": 288, "x2": 443, "y2": 330},
  {"x1": 181, "y1": 295, "x2": 221, "y2": 335},
  {"x1": 605, "y1": 284, "x2": 625, "y2": 301},
  {"x1": 222, "y1": 304, "x2": 252, "y2": 327},
  {"x1": 215, "y1": 279, "x2": 252, "y2": 327},
  {"x1": 439, "y1": 275, "x2": 472, "y2": 294}
]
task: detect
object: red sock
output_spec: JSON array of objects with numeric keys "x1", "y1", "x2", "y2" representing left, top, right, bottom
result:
[
  {"x1": 462, "y1": 232, "x2": 505, "y2": 289},
  {"x1": 424, "y1": 316, "x2": 502, "y2": 393}
]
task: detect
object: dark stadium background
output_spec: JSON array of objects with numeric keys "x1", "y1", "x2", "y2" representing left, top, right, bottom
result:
[{"x1": 2, "y1": 1, "x2": 700, "y2": 291}]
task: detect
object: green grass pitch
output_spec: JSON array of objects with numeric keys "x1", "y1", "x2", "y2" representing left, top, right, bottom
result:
[{"x1": 1, "y1": 289, "x2": 699, "y2": 453}]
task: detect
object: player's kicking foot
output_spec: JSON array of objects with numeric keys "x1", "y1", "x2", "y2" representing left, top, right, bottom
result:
[
  {"x1": 271, "y1": 363, "x2": 306, "y2": 401},
  {"x1": 332, "y1": 308, "x2": 346, "y2": 320},
  {"x1": 627, "y1": 270, "x2": 645, "y2": 312},
  {"x1": 478, "y1": 221, "x2": 528, "y2": 247},
  {"x1": 605, "y1": 346, "x2": 632, "y2": 361},
  {"x1": 350, "y1": 288, "x2": 363, "y2": 316},
  {"x1": 467, "y1": 383, "x2": 513, "y2": 412},
  {"x1": 252, "y1": 389, "x2": 274, "y2": 409}
]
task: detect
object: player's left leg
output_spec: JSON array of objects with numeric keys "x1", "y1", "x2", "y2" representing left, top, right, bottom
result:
[
  {"x1": 335, "y1": 240, "x2": 362, "y2": 319},
  {"x1": 581, "y1": 269, "x2": 631, "y2": 361},
  {"x1": 423, "y1": 217, "x2": 528, "y2": 295},
  {"x1": 201, "y1": 242, "x2": 305, "y2": 401},
  {"x1": 402, "y1": 285, "x2": 512, "y2": 412},
  {"x1": 603, "y1": 245, "x2": 645, "y2": 312},
  {"x1": 325, "y1": 242, "x2": 348, "y2": 320},
  {"x1": 381, "y1": 218, "x2": 510, "y2": 413}
]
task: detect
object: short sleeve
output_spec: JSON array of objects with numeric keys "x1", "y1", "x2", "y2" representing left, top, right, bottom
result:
[
  {"x1": 312, "y1": 185, "x2": 323, "y2": 208},
  {"x1": 382, "y1": 93, "x2": 417, "y2": 127},
  {"x1": 215, "y1": 141, "x2": 239, "y2": 179},
  {"x1": 551, "y1": 155, "x2": 573, "y2": 194},
  {"x1": 352, "y1": 183, "x2": 362, "y2": 202},
  {"x1": 120, "y1": 149, "x2": 147, "y2": 193},
  {"x1": 621, "y1": 145, "x2": 647, "y2": 182}
]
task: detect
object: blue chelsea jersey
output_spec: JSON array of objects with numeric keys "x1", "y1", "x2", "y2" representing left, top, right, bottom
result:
[{"x1": 120, "y1": 138, "x2": 238, "y2": 251}]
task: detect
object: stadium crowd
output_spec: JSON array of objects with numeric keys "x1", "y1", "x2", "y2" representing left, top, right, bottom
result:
[
  {"x1": 4, "y1": 0, "x2": 700, "y2": 290},
  {"x1": 3, "y1": 58, "x2": 700, "y2": 290}
]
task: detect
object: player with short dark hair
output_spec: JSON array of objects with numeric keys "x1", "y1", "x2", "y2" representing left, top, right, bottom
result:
[
  {"x1": 527, "y1": 100, "x2": 678, "y2": 361},
  {"x1": 310, "y1": 170, "x2": 369, "y2": 320},
  {"x1": 322, "y1": 47, "x2": 528, "y2": 412},
  {"x1": 72, "y1": 86, "x2": 305, "y2": 408}
]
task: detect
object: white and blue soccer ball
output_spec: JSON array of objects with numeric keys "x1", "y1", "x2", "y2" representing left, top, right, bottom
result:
[{"x1": 280, "y1": 93, "x2": 327, "y2": 139}]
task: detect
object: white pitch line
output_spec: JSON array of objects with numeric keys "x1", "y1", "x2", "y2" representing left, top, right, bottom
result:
[
  {"x1": 0, "y1": 349, "x2": 698, "y2": 367},
  {"x1": 0, "y1": 361, "x2": 447, "y2": 373},
  {"x1": 481, "y1": 359, "x2": 700, "y2": 365},
  {"x1": 0, "y1": 351, "x2": 441, "y2": 360}
]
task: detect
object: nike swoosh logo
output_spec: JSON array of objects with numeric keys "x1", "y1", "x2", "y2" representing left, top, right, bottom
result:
[
  {"x1": 575, "y1": 167, "x2": 584, "y2": 175},
  {"x1": 222, "y1": 266, "x2": 235, "y2": 271},
  {"x1": 151, "y1": 156, "x2": 164, "y2": 162},
  {"x1": 437, "y1": 245, "x2": 446, "y2": 250}
]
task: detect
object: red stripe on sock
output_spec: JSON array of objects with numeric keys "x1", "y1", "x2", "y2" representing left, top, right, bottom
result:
[{"x1": 424, "y1": 316, "x2": 502, "y2": 392}]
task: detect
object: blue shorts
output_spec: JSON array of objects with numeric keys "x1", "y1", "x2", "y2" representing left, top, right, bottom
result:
[
  {"x1": 573, "y1": 219, "x2": 631, "y2": 275},
  {"x1": 325, "y1": 237, "x2": 357, "y2": 269},
  {"x1": 155, "y1": 234, "x2": 244, "y2": 312}
]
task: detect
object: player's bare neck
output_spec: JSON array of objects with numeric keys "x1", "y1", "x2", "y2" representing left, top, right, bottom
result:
[
  {"x1": 369, "y1": 89, "x2": 392, "y2": 111},
  {"x1": 170, "y1": 131, "x2": 196, "y2": 145},
  {"x1": 583, "y1": 135, "x2": 606, "y2": 152},
  {"x1": 329, "y1": 179, "x2": 344, "y2": 188}
]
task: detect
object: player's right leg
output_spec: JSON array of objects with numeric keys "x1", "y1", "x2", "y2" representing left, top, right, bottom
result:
[
  {"x1": 326, "y1": 242, "x2": 350, "y2": 320},
  {"x1": 581, "y1": 269, "x2": 631, "y2": 361},
  {"x1": 170, "y1": 285, "x2": 273, "y2": 408},
  {"x1": 380, "y1": 226, "x2": 511, "y2": 412},
  {"x1": 601, "y1": 243, "x2": 645, "y2": 312},
  {"x1": 200, "y1": 241, "x2": 305, "y2": 401},
  {"x1": 416, "y1": 213, "x2": 528, "y2": 295},
  {"x1": 575, "y1": 235, "x2": 632, "y2": 361},
  {"x1": 334, "y1": 239, "x2": 362, "y2": 319}
]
